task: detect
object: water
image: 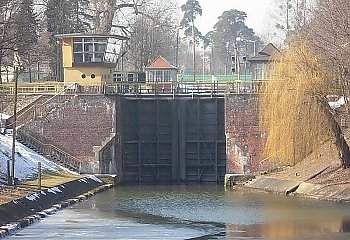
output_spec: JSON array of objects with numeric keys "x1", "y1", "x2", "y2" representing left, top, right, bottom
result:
[{"x1": 8, "y1": 185, "x2": 350, "y2": 239}]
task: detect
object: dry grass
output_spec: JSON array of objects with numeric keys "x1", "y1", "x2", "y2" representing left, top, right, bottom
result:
[
  {"x1": 269, "y1": 141, "x2": 340, "y2": 181},
  {"x1": 260, "y1": 43, "x2": 332, "y2": 166},
  {"x1": 0, "y1": 171, "x2": 81, "y2": 205}
]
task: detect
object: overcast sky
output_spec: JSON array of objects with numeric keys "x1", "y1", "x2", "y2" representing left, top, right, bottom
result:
[{"x1": 177, "y1": 0, "x2": 273, "y2": 35}]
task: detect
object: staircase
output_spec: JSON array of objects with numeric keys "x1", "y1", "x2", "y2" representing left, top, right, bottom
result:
[
  {"x1": 4, "y1": 91, "x2": 82, "y2": 173},
  {"x1": 10, "y1": 92, "x2": 78, "y2": 128},
  {"x1": 16, "y1": 129, "x2": 81, "y2": 172}
]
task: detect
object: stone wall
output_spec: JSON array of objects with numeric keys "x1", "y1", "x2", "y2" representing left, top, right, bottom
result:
[
  {"x1": 24, "y1": 95, "x2": 115, "y2": 172},
  {"x1": 225, "y1": 94, "x2": 265, "y2": 173}
]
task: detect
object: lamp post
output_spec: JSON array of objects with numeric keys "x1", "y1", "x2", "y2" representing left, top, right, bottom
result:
[
  {"x1": 192, "y1": 21, "x2": 196, "y2": 82},
  {"x1": 175, "y1": 28, "x2": 180, "y2": 68},
  {"x1": 202, "y1": 43, "x2": 205, "y2": 81}
]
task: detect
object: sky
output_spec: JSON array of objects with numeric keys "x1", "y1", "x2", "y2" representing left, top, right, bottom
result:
[{"x1": 177, "y1": 0, "x2": 273, "y2": 36}]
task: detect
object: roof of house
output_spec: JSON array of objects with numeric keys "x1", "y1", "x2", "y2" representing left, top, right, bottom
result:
[
  {"x1": 248, "y1": 43, "x2": 281, "y2": 62},
  {"x1": 54, "y1": 33, "x2": 129, "y2": 41},
  {"x1": 145, "y1": 56, "x2": 178, "y2": 70}
]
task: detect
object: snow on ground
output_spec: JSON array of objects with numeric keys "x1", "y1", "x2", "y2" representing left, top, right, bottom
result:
[
  {"x1": 0, "y1": 113, "x2": 10, "y2": 120},
  {"x1": 328, "y1": 96, "x2": 346, "y2": 109},
  {"x1": 0, "y1": 134, "x2": 77, "y2": 181}
]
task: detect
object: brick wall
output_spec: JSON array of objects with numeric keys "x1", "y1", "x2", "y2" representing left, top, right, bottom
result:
[
  {"x1": 24, "y1": 95, "x2": 115, "y2": 172},
  {"x1": 225, "y1": 94, "x2": 265, "y2": 173}
]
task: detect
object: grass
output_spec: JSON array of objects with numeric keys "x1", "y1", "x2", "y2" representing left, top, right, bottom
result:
[{"x1": 0, "y1": 171, "x2": 81, "y2": 205}]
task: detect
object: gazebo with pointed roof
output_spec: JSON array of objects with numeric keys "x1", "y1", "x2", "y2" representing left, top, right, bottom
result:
[{"x1": 144, "y1": 56, "x2": 178, "y2": 82}]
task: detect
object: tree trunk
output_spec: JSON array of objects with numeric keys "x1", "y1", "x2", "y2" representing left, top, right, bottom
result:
[
  {"x1": 318, "y1": 95, "x2": 350, "y2": 167},
  {"x1": 0, "y1": 54, "x2": 2, "y2": 84}
]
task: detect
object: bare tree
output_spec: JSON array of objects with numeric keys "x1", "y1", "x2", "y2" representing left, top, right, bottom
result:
[
  {"x1": 121, "y1": 0, "x2": 179, "y2": 71},
  {"x1": 0, "y1": 0, "x2": 40, "y2": 83},
  {"x1": 305, "y1": 0, "x2": 350, "y2": 98},
  {"x1": 89, "y1": 0, "x2": 145, "y2": 34}
]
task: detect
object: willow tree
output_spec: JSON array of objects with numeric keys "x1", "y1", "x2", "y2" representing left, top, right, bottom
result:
[{"x1": 260, "y1": 43, "x2": 350, "y2": 167}]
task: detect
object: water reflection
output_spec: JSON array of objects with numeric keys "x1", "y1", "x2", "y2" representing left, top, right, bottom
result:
[{"x1": 9, "y1": 185, "x2": 350, "y2": 239}]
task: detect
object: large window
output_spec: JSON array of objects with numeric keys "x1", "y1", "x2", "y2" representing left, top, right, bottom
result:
[
  {"x1": 73, "y1": 38, "x2": 107, "y2": 63},
  {"x1": 163, "y1": 70, "x2": 171, "y2": 82},
  {"x1": 254, "y1": 63, "x2": 265, "y2": 80},
  {"x1": 147, "y1": 70, "x2": 172, "y2": 82}
]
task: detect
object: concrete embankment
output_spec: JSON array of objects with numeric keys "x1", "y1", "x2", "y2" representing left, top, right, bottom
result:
[
  {"x1": 245, "y1": 176, "x2": 350, "y2": 202},
  {"x1": 0, "y1": 175, "x2": 114, "y2": 237}
]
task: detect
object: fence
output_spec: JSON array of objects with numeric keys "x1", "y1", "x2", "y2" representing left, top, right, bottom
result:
[{"x1": 16, "y1": 129, "x2": 82, "y2": 172}]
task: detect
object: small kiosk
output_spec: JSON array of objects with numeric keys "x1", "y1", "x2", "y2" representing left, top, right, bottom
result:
[{"x1": 55, "y1": 33, "x2": 128, "y2": 87}]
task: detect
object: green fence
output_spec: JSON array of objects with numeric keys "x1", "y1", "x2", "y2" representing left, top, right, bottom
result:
[{"x1": 177, "y1": 74, "x2": 252, "y2": 82}]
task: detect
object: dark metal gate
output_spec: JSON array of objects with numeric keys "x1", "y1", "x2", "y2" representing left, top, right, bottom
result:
[{"x1": 120, "y1": 96, "x2": 226, "y2": 183}]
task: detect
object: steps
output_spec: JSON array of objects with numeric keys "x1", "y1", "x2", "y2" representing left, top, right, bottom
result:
[
  {"x1": 15, "y1": 130, "x2": 81, "y2": 173},
  {"x1": 4, "y1": 92, "x2": 82, "y2": 173}
]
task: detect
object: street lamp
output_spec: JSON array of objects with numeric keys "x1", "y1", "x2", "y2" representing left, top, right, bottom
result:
[
  {"x1": 175, "y1": 28, "x2": 180, "y2": 68},
  {"x1": 202, "y1": 43, "x2": 206, "y2": 81}
]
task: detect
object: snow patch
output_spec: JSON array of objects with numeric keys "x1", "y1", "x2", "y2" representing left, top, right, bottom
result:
[
  {"x1": 87, "y1": 175, "x2": 103, "y2": 183},
  {"x1": 0, "y1": 134, "x2": 77, "y2": 180},
  {"x1": 47, "y1": 186, "x2": 62, "y2": 194},
  {"x1": 78, "y1": 179, "x2": 88, "y2": 183},
  {"x1": 329, "y1": 96, "x2": 346, "y2": 109},
  {"x1": 0, "y1": 113, "x2": 10, "y2": 120}
]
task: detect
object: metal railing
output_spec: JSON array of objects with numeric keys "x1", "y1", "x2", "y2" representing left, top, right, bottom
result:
[
  {"x1": 16, "y1": 129, "x2": 82, "y2": 172},
  {"x1": 6, "y1": 88, "x2": 77, "y2": 128},
  {"x1": 0, "y1": 80, "x2": 269, "y2": 96},
  {"x1": 105, "y1": 80, "x2": 268, "y2": 95}
]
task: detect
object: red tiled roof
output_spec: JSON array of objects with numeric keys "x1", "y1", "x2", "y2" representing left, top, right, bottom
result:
[{"x1": 145, "y1": 56, "x2": 177, "y2": 69}]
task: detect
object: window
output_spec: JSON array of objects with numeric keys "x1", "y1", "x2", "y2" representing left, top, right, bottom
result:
[
  {"x1": 164, "y1": 71, "x2": 171, "y2": 82},
  {"x1": 81, "y1": 74, "x2": 86, "y2": 79},
  {"x1": 73, "y1": 38, "x2": 107, "y2": 63},
  {"x1": 128, "y1": 73, "x2": 134, "y2": 81},
  {"x1": 255, "y1": 63, "x2": 265, "y2": 80},
  {"x1": 156, "y1": 71, "x2": 162, "y2": 82},
  {"x1": 114, "y1": 73, "x2": 123, "y2": 82},
  {"x1": 91, "y1": 74, "x2": 96, "y2": 79},
  {"x1": 148, "y1": 71, "x2": 155, "y2": 82}
]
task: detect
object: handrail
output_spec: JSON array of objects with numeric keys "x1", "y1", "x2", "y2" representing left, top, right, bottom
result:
[
  {"x1": 0, "y1": 82, "x2": 65, "y2": 95},
  {"x1": 16, "y1": 129, "x2": 82, "y2": 172},
  {"x1": 105, "y1": 80, "x2": 268, "y2": 95},
  {"x1": 9, "y1": 88, "x2": 71, "y2": 128}
]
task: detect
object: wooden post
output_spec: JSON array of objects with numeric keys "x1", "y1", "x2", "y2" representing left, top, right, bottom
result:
[
  {"x1": 38, "y1": 162, "x2": 41, "y2": 190},
  {"x1": 7, "y1": 160, "x2": 11, "y2": 185}
]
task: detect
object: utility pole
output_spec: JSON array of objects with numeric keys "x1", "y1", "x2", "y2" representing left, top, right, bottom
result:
[
  {"x1": 11, "y1": 66, "x2": 18, "y2": 187},
  {"x1": 175, "y1": 28, "x2": 179, "y2": 68},
  {"x1": 192, "y1": 18, "x2": 196, "y2": 82}
]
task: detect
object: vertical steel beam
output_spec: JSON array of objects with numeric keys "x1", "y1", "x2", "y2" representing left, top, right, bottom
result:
[
  {"x1": 137, "y1": 99, "x2": 141, "y2": 182},
  {"x1": 171, "y1": 99, "x2": 179, "y2": 181},
  {"x1": 179, "y1": 99, "x2": 186, "y2": 181},
  {"x1": 156, "y1": 99, "x2": 160, "y2": 182},
  {"x1": 215, "y1": 98, "x2": 219, "y2": 181},
  {"x1": 119, "y1": 97, "x2": 125, "y2": 181},
  {"x1": 197, "y1": 99, "x2": 200, "y2": 181}
]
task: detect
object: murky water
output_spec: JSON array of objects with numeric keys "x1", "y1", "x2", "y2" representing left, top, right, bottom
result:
[{"x1": 8, "y1": 185, "x2": 350, "y2": 239}]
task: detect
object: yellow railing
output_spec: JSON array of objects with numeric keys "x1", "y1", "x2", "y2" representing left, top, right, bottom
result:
[
  {"x1": 16, "y1": 129, "x2": 82, "y2": 172},
  {"x1": 0, "y1": 82, "x2": 65, "y2": 95},
  {"x1": 7, "y1": 87, "x2": 69, "y2": 127}
]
